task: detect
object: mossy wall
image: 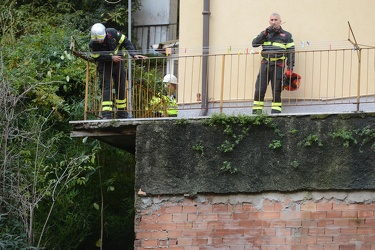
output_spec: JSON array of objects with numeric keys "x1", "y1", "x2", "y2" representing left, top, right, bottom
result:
[{"x1": 135, "y1": 114, "x2": 375, "y2": 195}]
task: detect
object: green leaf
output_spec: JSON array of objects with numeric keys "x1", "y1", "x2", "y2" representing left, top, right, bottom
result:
[{"x1": 93, "y1": 202, "x2": 100, "y2": 210}]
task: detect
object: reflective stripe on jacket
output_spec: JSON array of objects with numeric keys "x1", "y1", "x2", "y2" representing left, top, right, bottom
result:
[
  {"x1": 252, "y1": 27, "x2": 295, "y2": 69},
  {"x1": 89, "y1": 28, "x2": 136, "y2": 62}
]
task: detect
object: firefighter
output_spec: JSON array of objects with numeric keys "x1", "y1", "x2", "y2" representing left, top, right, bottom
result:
[
  {"x1": 89, "y1": 23, "x2": 147, "y2": 119},
  {"x1": 252, "y1": 13, "x2": 295, "y2": 114},
  {"x1": 150, "y1": 74, "x2": 178, "y2": 117}
]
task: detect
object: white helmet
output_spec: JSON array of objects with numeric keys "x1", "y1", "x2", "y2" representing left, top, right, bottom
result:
[
  {"x1": 163, "y1": 74, "x2": 178, "y2": 84},
  {"x1": 90, "y1": 23, "x2": 106, "y2": 41}
]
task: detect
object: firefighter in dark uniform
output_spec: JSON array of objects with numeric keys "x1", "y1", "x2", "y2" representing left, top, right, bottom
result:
[
  {"x1": 252, "y1": 13, "x2": 295, "y2": 114},
  {"x1": 89, "y1": 23, "x2": 147, "y2": 119}
]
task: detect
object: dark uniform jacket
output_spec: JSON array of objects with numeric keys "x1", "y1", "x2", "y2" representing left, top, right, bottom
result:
[
  {"x1": 252, "y1": 27, "x2": 295, "y2": 69},
  {"x1": 89, "y1": 28, "x2": 136, "y2": 62}
]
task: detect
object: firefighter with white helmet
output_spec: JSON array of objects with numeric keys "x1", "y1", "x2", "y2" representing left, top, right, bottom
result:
[
  {"x1": 89, "y1": 23, "x2": 147, "y2": 119},
  {"x1": 149, "y1": 74, "x2": 178, "y2": 117}
]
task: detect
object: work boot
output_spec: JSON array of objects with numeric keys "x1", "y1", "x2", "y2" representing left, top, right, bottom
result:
[
  {"x1": 271, "y1": 109, "x2": 281, "y2": 114},
  {"x1": 101, "y1": 111, "x2": 113, "y2": 119},
  {"x1": 116, "y1": 110, "x2": 128, "y2": 119}
]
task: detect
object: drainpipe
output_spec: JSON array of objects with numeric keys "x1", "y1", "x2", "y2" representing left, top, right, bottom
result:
[{"x1": 199, "y1": 0, "x2": 210, "y2": 116}]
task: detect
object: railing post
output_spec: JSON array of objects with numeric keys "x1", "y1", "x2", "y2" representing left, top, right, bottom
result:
[
  {"x1": 220, "y1": 55, "x2": 225, "y2": 113},
  {"x1": 84, "y1": 60, "x2": 89, "y2": 120},
  {"x1": 356, "y1": 49, "x2": 362, "y2": 112}
]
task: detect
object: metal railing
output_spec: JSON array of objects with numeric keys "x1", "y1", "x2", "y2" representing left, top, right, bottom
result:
[
  {"x1": 133, "y1": 23, "x2": 178, "y2": 53},
  {"x1": 81, "y1": 47, "x2": 375, "y2": 120}
]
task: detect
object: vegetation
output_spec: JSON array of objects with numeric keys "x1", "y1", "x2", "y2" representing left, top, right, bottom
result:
[{"x1": 0, "y1": 0, "x2": 140, "y2": 249}]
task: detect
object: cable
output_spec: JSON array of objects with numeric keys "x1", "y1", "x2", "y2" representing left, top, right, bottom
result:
[{"x1": 104, "y1": 0, "x2": 121, "y2": 4}]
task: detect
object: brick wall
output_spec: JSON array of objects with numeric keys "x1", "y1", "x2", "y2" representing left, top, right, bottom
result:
[{"x1": 134, "y1": 192, "x2": 375, "y2": 249}]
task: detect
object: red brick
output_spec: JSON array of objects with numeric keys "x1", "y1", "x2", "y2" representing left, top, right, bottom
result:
[
  {"x1": 325, "y1": 227, "x2": 340, "y2": 236},
  {"x1": 166, "y1": 206, "x2": 183, "y2": 213},
  {"x1": 333, "y1": 235, "x2": 364, "y2": 244},
  {"x1": 334, "y1": 219, "x2": 350, "y2": 227},
  {"x1": 358, "y1": 210, "x2": 374, "y2": 218},
  {"x1": 358, "y1": 227, "x2": 374, "y2": 235},
  {"x1": 341, "y1": 210, "x2": 358, "y2": 218},
  {"x1": 327, "y1": 210, "x2": 342, "y2": 218},
  {"x1": 365, "y1": 218, "x2": 375, "y2": 226},
  {"x1": 135, "y1": 231, "x2": 152, "y2": 239},
  {"x1": 172, "y1": 213, "x2": 188, "y2": 222},
  {"x1": 241, "y1": 203, "x2": 256, "y2": 211},
  {"x1": 300, "y1": 236, "x2": 317, "y2": 244},
  {"x1": 316, "y1": 236, "x2": 333, "y2": 243},
  {"x1": 183, "y1": 205, "x2": 198, "y2": 213},
  {"x1": 311, "y1": 211, "x2": 327, "y2": 219},
  {"x1": 187, "y1": 213, "x2": 198, "y2": 221},
  {"x1": 192, "y1": 238, "x2": 208, "y2": 246},
  {"x1": 233, "y1": 212, "x2": 249, "y2": 220},
  {"x1": 301, "y1": 220, "x2": 318, "y2": 227},
  {"x1": 263, "y1": 199, "x2": 275, "y2": 210},
  {"x1": 243, "y1": 228, "x2": 262, "y2": 237},
  {"x1": 207, "y1": 220, "x2": 224, "y2": 229},
  {"x1": 248, "y1": 211, "x2": 262, "y2": 219},
  {"x1": 262, "y1": 211, "x2": 280, "y2": 219},
  {"x1": 270, "y1": 220, "x2": 286, "y2": 228},
  {"x1": 333, "y1": 203, "x2": 350, "y2": 210},
  {"x1": 152, "y1": 230, "x2": 168, "y2": 239},
  {"x1": 340, "y1": 227, "x2": 357, "y2": 235},
  {"x1": 269, "y1": 236, "x2": 286, "y2": 244},
  {"x1": 212, "y1": 204, "x2": 229, "y2": 212},
  {"x1": 285, "y1": 236, "x2": 301, "y2": 245},
  {"x1": 286, "y1": 219, "x2": 302, "y2": 227},
  {"x1": 338, "y1": 245, "x2": 355, "y2": 250},
  {"x1": 262, "y1": 228, "x2": 276, "y2": 236},
  {"x1": 349, "y1": 218, "x2": 365, "y2": 226},
  {"x1": 167, "y1": 229, "x2": 183, "y2": 238},
  {"x1": 316, "y1": 200, "x2": 334, "y2": 210},
  {"x1": 175, "y1": 222, "x2": 193, "y2": 229},
  {"x1": 364, "y1": 234, "x2": 375, "y2": 243},
  {"x1": 181, "y1": 229, "x2": 197, "y2": 238},
  {"x1": 219, "y1": 212, "x2": 233, "y2": 220},
  {"x1": 317, "y1": 219, "x2": 334, "y2": 227},
  {"x1": 158, "y1": 213, "x2": 173, "y2": 222},
  {"x1": 276, "y1": 228, "x2": 291, "y2": 237},
  {"x1": 308, "y1": 227, "x2": 325, "y2": 236},
  {"x1": 177, "y1": 238, "x2": 193, "y2": 246},
  {"x1": 142, "y1": 239, "x2": 158, "y2": 247},
  {"x1": 238, "y1": 220, "x2": 253, "y2": 228},
  {"x1": 192, "y1": 221, "x2": 207, "y2": 229},
  {"x1": 301, "y1": 202, "x2": 317, "y2": 211}
]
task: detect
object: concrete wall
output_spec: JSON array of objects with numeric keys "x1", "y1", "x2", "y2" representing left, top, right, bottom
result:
[{"x1": 134, "y1": 113, "x2": 375, "y2": 249}]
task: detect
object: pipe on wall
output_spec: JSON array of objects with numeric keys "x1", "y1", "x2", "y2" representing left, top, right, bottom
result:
[{"x1": 199, "y1": 0, "x2": 210, "y2": 116}]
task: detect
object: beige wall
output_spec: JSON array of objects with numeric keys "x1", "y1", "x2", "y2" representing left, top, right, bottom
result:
[
  {"x1": 180, "y1": 0, "x2": 375, "y2": 53},
  {"x1": 178, "y1": 0, "x2": 375, "y2": 104}
]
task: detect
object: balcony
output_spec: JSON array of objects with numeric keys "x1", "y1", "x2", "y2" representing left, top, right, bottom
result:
[{"x1": 70, "y1": 46, "x2": 375, "y2": 152}]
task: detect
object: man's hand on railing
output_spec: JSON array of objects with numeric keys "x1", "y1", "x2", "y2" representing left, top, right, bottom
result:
[{"x1": 134, "y1": 55, "x2": 148, "y2": 60}]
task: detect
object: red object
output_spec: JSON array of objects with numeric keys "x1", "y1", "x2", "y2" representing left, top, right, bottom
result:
[
  {"x1": 285, "y1": 69, "x2": 293, "y2": 78},
  {"x1": 283, "y1": 72, "x2": 302, "y2": 91}
]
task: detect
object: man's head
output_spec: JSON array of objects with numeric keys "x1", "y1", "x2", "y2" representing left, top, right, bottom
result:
[
  {"x1": 90, "y1": 23, "x2": 106, "y2": 43},
  {"x1": 163, "y1": 74, "x2": 178, "y2": 92},
  {"x1": 269, "y1": 13, "x2": 282, "y2": 30}
]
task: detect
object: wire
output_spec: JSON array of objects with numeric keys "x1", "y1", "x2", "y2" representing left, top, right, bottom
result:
[{"x1": 104, "y1": 0, "x2": 121, "y2": 3}]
